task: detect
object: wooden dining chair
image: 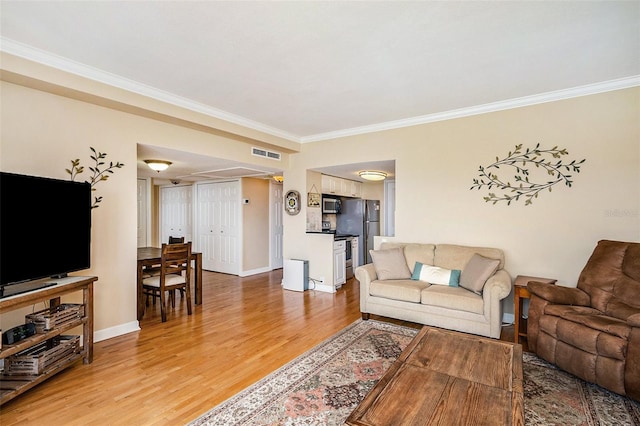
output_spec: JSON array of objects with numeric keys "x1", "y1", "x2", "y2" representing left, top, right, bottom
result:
[
  {"x1": 141, "y1": 242, "x2": 192, "y2": 322},
  {"x1": 142, "y1": 236, "x2": 185, "y2": 283},
  {"x1": 167, "y1": 236, "x2": 186, "y2": 298}
]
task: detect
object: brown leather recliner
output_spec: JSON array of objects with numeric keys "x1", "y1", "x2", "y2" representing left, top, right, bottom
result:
[{"x1": 527, "y1": 239, "x2": 640, "y2": 401}]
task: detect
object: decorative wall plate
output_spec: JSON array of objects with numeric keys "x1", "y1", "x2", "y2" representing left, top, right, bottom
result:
[{"x1": 285, "y1": 190, "x2": 301, "y2": 215}]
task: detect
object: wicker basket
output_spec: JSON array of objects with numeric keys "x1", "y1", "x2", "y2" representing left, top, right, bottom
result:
[
  {"x1": 26, "y1": 304, "x2": 85, "y2": 333},
  {"x1": 3, "y1": 335, "x2": 81, "y2": 376}
]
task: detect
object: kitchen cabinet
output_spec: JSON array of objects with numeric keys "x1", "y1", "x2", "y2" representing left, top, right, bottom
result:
[
  {"x1": 351, "y1": 237, "x2": 360, "y2": 269},
  {"x1": 321, "y1": 175, "x2": 339, "y2": 194},
  {"x1": 321, "y1": 175, "x2": 362, "y2": 198},
  {"x1": 349, "y1": 181, "x2": 362, "y2": 198},
  {"x1": 334, "y1": 240, "x2": 346, "y2": 288}
]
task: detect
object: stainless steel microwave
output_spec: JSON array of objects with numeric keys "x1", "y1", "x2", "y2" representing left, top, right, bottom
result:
[{"x1": 322, "y1": 197, "x2": 341, "y2": 214}]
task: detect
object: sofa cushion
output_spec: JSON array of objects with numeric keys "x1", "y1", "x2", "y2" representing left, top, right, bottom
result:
[
  {"x1": 370, "y1": 248, "x2": 412, "y2": 280},
  {"x1": 370, "y1": 279, "x2": 427, "y2": 303},
  {"x1": 421, "y1": 286, "x2": 484, "y2": 314},
  {"x1": 379, "y1": 242, "x2": 435, "y2": 273},
  {"x1": 434, "y1": 244, "x2": 504, "y2": 271},
  {"x1": 460, "y1": 254, "x2": 500, "y2": 294},
  {"x1": 412, "y1": 262, "x2": 460, "y2": 287}
]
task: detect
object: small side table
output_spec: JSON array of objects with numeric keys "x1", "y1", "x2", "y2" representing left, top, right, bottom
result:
[{"x1": 514, "y1": 275, "x2": 557, "y2": 344}]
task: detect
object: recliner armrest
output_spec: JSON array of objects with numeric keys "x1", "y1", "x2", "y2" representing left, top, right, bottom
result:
[
  {"x1": 527, "y1": 281, "x2": 590, "y2": 306},
  {"x1": 628, "y1": 313, "x2": 640, "y2": 328}
]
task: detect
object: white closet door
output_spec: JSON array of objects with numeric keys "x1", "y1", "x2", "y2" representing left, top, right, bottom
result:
[
  {"x1": 196, "y1": 181, "x2": 240, "y2": 275},
  {"x1": 160, "y1": 185, "x2": 192, "y2": 244},
  {"x1": 270, "y1": 181, "x2": 283, "y2": 269}
]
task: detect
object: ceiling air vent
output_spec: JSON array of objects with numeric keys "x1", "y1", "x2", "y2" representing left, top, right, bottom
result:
[{"x1": 252, "y1": 147, "x2": 281, "y2": 161}]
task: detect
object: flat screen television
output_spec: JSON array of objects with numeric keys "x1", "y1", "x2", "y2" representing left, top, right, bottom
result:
[{"x1": 0, "y1": 172, "x2": 91, "y2": 296}]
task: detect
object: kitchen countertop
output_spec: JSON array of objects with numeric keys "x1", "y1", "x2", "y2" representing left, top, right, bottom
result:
[{"x1": 306, "y1": 230, "x2": 357, "y2": 240}]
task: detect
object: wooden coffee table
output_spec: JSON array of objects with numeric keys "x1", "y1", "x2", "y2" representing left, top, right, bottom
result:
[{"x1": 346, "y1": 326, "x2": 524, "y2": 426}]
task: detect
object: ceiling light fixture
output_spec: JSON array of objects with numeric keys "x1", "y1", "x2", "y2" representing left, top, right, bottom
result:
[
  {"x1": 358, "y1": 170, "x2": 387, "y2": 181},
  {"x1": 144, "y1": 160, "x2": 172, "y2": 172}
]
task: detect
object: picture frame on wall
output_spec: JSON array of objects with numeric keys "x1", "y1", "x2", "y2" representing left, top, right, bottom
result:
[{"x1": 307, "y1": 192, "x2": 321, "y2": 207}]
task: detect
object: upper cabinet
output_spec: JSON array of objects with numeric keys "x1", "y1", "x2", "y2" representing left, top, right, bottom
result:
[
  {"x1": 321, "y1": 174, "x2": 339, "y2": 194},
  {"x1": 349, "y1": 180, "x2": 363, "y2": 198},
  {"x1": 321, "y1": 175, "x2": 362, "y2": 198}
]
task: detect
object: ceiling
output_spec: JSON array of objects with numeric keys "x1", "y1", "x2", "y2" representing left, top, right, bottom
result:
[{"x1": 1, "y1": 1, "x2": 638, "y2": 183}]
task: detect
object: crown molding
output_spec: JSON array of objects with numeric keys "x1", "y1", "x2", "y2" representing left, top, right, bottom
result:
[
  {"x1": 2, "y1": 37, "x2": 638, "y2": 145},
  {"x1": 0, "y1": 37, "x2": 300, "y2": 143},
  {"x1": 300, "y1": 75, "x2": 640, "y2": 143}
]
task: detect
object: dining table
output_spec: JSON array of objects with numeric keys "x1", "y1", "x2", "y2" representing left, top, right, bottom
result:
[{"x1": 136, "y1": 247, "x2": 203, "y2": 321}]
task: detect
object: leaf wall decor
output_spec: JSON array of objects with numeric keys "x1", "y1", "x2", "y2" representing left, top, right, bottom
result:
[
  {"x1": 470, "y1": 143, "x2": 585, "y2": 206},
  {"x1": 67, "y1": 147, "x2": 124, "y2": 209}
]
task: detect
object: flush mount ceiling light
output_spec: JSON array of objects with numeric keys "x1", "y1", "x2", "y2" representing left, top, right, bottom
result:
[
  {"x1": 144, "y1": 160, "x2": 172, "y2": 172},
  {"x1": 358, "y1": 170, "x2": 387, "y2": 181}
]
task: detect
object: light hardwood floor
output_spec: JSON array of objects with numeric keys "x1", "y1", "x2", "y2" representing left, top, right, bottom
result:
[{"x1": 0, "y1": 270, "x2": 516, "y2": 425}]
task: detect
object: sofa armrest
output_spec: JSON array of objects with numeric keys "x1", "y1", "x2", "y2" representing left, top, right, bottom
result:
[
  {"x1": 355, "y1": 263, "x2": 377, "y2": 283},
  {"x1": 527, "y1": 281, "x2": 590, "y2": 306},
  {"x1": 483, "y1": 269, "x2": 512, "y2": 301},
  {"x1": 481, "y1": 269, "x2": 512, "y2": 338},
  {"x1": 355, "y1": 264, "x2": 378, "y2": 314}
]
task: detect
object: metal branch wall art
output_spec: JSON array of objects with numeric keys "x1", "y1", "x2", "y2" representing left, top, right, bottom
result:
[
  {"x1": 67, "y1": 147, "x2": 125, "y2": 209},
  {"x1": 470, "y1": 143, "x2": 585, "y2": 206}
]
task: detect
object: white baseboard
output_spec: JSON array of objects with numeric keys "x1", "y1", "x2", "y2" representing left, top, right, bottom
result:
[
  {"x1": 94, "y1": 320, "x2": 140, "y2": 343},
  {"x1": 502, "y1": 313, "x2": 515, "y2": 325},
  {"x1": 313, "y1": 283, "x2": 336, "y2": 293},
  {"x1": 239, "y1": 266, "x2": 272, "y2": 277}
]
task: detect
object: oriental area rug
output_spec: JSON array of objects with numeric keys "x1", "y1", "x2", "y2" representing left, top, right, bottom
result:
[{"x1": 189, "y1": 320, "x2": 640, "y2": 426}]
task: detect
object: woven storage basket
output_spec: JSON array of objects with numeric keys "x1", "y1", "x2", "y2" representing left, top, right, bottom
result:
[
  {"x1": 26, "y1": 304, "x2": 85, "y2": 333},
  {"x1": 4, "y1": 335, "x2": 81, "y2": 375}
]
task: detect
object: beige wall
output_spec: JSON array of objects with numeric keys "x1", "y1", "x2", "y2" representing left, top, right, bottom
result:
[
  {"x1": 1, "y1": 81, "x2": 138, "y2": 335},
  {"x1": 1, "y1": 57, "x2": 638, "y2": 336},
  {"x1": 242, "y1": 177, "x2": 270, "y2": 272},
  {"x1": 284, "y1": 88, "x2": 640, "y2": 314},
  {"x1": 0, "y1": 79, "x2": 289, "y2": 338}
]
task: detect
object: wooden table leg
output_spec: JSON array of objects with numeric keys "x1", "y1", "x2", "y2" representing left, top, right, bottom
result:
[
  {"x1": 137, "y1": 261, "x2": 144, "y2": 321},
  {"x1": 514, "y1": 290, "x2": 522, "y2": 344},
  {"x1": 194, "y1": 253, "x2": 202, "y2": 305}
]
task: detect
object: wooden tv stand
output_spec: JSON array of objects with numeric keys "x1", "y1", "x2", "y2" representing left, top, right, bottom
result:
[{"x1": 0, "y1": 276, "x2": 97, "y2": 405}]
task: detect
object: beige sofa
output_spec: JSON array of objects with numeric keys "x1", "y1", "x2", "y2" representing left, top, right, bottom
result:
[{"x1": 355, "y1": 242, "x2": 512, "y2": 338}]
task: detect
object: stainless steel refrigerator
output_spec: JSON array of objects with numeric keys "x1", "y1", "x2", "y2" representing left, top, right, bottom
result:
[{"x1": 337, "y1": 199, "x2": 380, "y2": 265}]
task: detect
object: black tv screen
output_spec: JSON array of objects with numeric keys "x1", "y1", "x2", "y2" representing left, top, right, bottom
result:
[{"x1": 0, "y1": 172, "x2": 91, "y2": 287}]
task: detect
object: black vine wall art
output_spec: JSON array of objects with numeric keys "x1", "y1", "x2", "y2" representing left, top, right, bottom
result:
[
  {"x1": 470, "y1": 143, "x2": 585, "y2": 206},
  {"x1": 67, "y1": 147, "x2": 124, "y2": 209}
]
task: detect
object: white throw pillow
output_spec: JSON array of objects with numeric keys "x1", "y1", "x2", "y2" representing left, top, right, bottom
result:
[{"x1": 411, "y1": 262, "x2": 460, "y2": 287}]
